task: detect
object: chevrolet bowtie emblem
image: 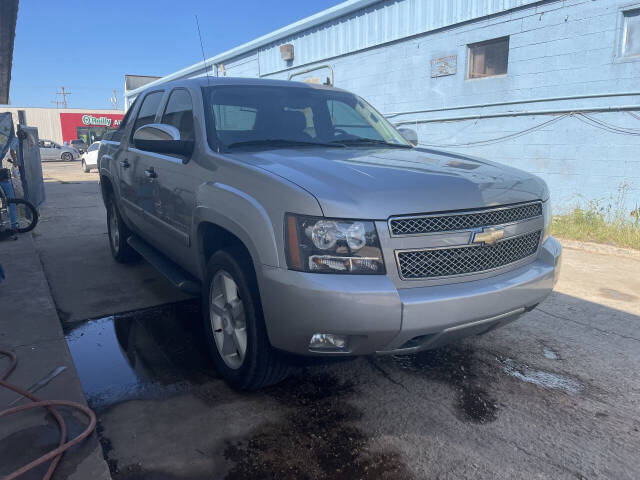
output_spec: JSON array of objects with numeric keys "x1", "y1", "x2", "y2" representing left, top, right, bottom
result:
[{"x1": 472, "y1": 227, "x2": 505, "y2": 245}]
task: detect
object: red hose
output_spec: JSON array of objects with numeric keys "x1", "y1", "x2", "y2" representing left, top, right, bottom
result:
[{"x1": 1, "y1": 350, "x2": 97, "y2": 480}]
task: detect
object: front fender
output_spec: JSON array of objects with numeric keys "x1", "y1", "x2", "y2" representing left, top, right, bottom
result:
[{"x1": 194, "y1": 182, "x2": 280, "y2": 273}]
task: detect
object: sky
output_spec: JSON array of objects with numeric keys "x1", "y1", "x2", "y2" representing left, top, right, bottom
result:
[{"x1": 9, "y1": 0, "x2": 342, "y2": 109}]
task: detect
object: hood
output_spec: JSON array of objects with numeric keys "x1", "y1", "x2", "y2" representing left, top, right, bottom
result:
[{"x1": 228, "y1": 147, "x2": 548, "y2": 219}]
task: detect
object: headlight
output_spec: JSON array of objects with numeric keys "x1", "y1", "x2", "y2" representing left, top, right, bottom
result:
[
  {"x1": 543, "y1": 200, "x2": 552, "y2": 241},
  {"x1": 285, "y1": 214, "x2": 385, "y2": 274}
]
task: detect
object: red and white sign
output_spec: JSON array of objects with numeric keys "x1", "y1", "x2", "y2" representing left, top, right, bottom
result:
[{"x1": 59, "y1": 112, "x2": 124, "y2": 143}]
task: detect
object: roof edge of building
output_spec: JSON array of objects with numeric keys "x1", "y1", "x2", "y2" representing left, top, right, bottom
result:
[{"x1": 124, "y1": 0, "x2": 381, "y2": 98}]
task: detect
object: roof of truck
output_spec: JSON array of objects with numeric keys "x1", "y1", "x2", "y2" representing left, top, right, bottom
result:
[{"x1": 143, "y1": 75, "x2": 344, "y2": 93}]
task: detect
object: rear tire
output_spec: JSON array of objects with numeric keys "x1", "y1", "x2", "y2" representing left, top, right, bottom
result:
[
  {"x1": 202, "y1": 247, "x2": 291, "y2": 390},
  {"x1": 106, "y1": 194, "x2": 138, "y2": 263}
]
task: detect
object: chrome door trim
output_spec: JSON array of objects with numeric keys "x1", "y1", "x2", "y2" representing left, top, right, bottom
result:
[{"x1": 129, "y1": 147, "x2": 184, "y2": 164}]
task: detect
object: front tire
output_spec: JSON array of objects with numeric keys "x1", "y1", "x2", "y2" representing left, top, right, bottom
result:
[
  {"x1": 106, "y1": 195, "x2": 138, "y2": 263},
  {"x1": 203, "y1": 248, "x2": 290, "y2": 390},
  {"x1": 82, "y1": 160, "x2": 90, "y2": 173},
  {"x1": 61, "y1": 152, "x2": 73, "y2": 162},
  {"x1": 7, "y1": 198, "x2": 38, "y2": 233}
]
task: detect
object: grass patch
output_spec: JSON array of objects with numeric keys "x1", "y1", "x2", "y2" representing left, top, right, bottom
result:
[
  {"x1": 551, "y1": 211, "x2": 640, "y2": 250},
  {"x1": 551, "y1": 186, "x2": 640, "y2": 250}
]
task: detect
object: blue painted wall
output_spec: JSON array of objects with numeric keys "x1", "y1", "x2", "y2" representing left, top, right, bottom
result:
[{"x1": 140, "y1": 0, "x2": 640, "y2": 214}]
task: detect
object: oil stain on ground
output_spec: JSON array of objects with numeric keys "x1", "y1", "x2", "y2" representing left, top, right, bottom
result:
[
  {"x1": 223, "y1": 372, "x2": 412, "y2": 480},
  {"x1": 386, "y1": 345, "x2": 498, "y2": 423},
  {"x1": 599, "y1": 287, "x2": 638, "y2": 303}
]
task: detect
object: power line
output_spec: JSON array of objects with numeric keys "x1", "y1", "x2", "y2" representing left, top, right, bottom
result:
[
  {"x1": 627, "y1": 111, "x2": 640, "y2": 121},
  {"x1": 574, "y1": 113, "x2": 640, "y2": 136},
  {"x1": 413, "y1": 110, "x2": 640, "y2": 148},
  {"x1": 417, "y1": 114, "x2": 570, "y2": 148}
]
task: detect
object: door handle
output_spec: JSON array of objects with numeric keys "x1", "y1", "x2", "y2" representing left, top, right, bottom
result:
[
  {"x1": 144, "y1": 168, "x2": 157, "y2": 179},
  {"x1": 119, "y1": 159, "x2": 130, "y2": 168}
]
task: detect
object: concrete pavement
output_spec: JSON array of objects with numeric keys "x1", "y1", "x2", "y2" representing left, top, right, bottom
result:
[
  {"x1": 35, "y1": 162, "x2": 190, "y2": 323},
  {"x1": 0, "y1": 233, "x2": 111, "y2": 480}
]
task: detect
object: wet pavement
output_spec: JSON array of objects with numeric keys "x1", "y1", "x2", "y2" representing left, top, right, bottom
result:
[
  {"x1": 36, "y1": 162, "x2": 640, "y2": 479},
  {"x1": 64, "y1": 300, "x2": 212, "y2": 408},
  {"x1": 63, "y1": 292, "x2": 640, "y2": 479}
]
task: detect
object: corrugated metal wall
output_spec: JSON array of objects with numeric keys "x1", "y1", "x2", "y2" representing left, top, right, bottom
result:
[{"x1": 258, "y1": 0, "x2": 540, "y2": 75}]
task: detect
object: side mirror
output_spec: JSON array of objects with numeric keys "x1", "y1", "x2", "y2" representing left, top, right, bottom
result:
[
  {"x1": 397, "y1": 128, "x2": 418, "y2": 147},
  {"x1": 133, "y1": 123, "x2": 194, "y2": 158}
]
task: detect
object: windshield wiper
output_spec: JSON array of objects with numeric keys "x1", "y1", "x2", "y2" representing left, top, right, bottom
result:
[
  {"x1": 329, "y1": 138, "x2": 411, "y2": 148},
  {"x1": 225, "y1": 139, "x2": 345, "y2": 149}
]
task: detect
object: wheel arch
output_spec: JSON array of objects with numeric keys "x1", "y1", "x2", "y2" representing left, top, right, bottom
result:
[
  {"x1": 99, "y1": 173, "x2": 114, "y2": 204},
  {"x1": 193, "y1": 183, "x2": 280, "y2": 279}
]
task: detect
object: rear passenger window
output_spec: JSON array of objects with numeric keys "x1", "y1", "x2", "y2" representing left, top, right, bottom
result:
[
  {"x1": 162, "y1": 89, "x2": 195, "y2": 140},
  {"x1": 131, "y1": 91, "x2": 163, "y2": 136}
]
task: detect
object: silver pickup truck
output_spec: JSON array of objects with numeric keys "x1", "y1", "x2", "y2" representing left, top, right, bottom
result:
[{"x1": 98, "y1": 77, "x2": 562, "y2": 390}]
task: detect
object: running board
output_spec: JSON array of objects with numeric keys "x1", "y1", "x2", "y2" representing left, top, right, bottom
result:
[{"x1": 127, "y1": 235, "x2": 201, "y2": 295}]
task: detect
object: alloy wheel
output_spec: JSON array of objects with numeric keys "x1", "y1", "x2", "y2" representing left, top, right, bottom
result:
[
  {"x1": 109, "y1": 203, "x2": 120, "y2": 254},
  {"x1": 209, "y1": 270, "x2": 248, "y2": 370}
]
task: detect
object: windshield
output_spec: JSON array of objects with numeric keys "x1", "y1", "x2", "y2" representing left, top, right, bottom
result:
[{"x1": 202, "y1": 85, "x2": 410, "y2": 151}]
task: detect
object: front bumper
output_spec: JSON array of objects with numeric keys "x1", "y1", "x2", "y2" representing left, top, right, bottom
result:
[{"x1": 259, "y1": 236, "x2": 562, "y2": 356}]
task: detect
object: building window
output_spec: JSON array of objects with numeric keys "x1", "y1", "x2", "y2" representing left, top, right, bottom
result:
[
  {"x1": 468, "y1": 37, "x2": 509, "y2": 79},
  {"x1": 622, "y1": 9, "x2": 640, "y2": 57}
]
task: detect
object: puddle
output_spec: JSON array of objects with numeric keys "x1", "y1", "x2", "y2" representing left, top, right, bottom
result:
[
  {"x1": 542, "y1": 347, "x2": 559, "y2": 360},
  {"x1": 223, "y1": 373, "x2": 411, "y2": 479},
  {"x1": 387, "y1": 345, "x2": 497, "y2": 424},
  {"x1": 65, "y1": 300, "x2": 216, "y2": 408},
  {"x1": 599, "y1": 288, "x2": 638, "y2": 303},
  {"x1": 502, "y1": 358, "x2": 582, "y2": 394}
]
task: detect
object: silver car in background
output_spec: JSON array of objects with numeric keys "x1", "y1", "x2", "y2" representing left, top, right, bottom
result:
[
  {"x1": 99, "y1": 77, "x2": 562, "y2": 390},
  {"x1": 38, "y1": 139, "x2": 80, "y2": 162}
]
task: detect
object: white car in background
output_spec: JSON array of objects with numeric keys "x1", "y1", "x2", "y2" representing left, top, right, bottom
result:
[{"x1": 81, "y1": 142, "x2": 100, "y2": 172}]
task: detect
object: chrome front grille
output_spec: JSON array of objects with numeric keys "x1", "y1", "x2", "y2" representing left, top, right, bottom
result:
[
  {"x1": 389, "y1": 202, "x2": 542, "y2": 236},
  {"x1": 396, "y1": 230, "x2": 542, "y2": 279}
]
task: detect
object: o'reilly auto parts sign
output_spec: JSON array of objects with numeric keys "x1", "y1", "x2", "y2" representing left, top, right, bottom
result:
[
  {"x1": 59, "y1": 112, "x2": 125, "y2": 143},
  {"x1": 81, "y1": 114, "x2": 121, "y2": 127}
]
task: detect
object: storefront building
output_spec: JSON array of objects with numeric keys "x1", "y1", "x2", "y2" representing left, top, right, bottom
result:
[
  {"x1": 0, "y1": 106, "x2": 124, "y2": 145},
  {"x1": 59, "y1": 112, "x2": 124, "y2": 145}
]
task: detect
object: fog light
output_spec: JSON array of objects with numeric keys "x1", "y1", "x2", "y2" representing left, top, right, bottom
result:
[{"x1": 309, "y1": 333, "x2": 348, "y2": 350}]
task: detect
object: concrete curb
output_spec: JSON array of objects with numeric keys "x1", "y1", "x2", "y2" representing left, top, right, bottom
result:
[
  {"x1": 557, "y1": 237, "x2": 640, "y2": 260},
  {"x1": 0, "y1": 233, "x2": 112, "y2": 479}
]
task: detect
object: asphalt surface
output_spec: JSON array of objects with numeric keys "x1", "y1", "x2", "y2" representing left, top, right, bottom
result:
[{"x1": 38, "y1": 162, "x2": 640, "y2": 479}]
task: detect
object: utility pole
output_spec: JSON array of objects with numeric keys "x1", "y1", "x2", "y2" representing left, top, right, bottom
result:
[
  {"x1": 56, "y1": 86, "x2": 71, "y2": 108},
  {"x1": 109, "y1": 89, "x2": 119, "y2": 109},
  {"x1": 50, "y1": 99, "x2": 63, "y2": 108}
]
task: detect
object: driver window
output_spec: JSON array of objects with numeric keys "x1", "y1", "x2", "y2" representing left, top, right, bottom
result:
[
  {"x1": 162, "y1": 89, "x2": 195, "y2": 141},
  {"x1": 131, "y1": 91, "x2": 164, "y2": 137}
]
